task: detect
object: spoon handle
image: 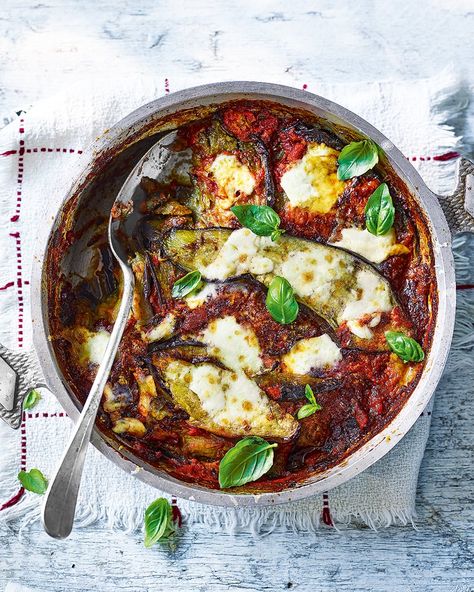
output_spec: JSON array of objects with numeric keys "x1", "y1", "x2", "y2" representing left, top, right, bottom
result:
[{"x1": 42, "y1": 266, "x2": 135, "y2": 539}]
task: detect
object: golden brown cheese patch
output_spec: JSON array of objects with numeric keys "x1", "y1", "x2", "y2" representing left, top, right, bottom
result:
[{"x1": 280, "y1": 143, "x2": 347, "y2": 213}]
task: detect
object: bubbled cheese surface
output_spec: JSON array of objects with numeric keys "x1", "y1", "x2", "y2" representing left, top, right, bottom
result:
[
  {"x1": 209, "y1": 153, "x2": 256, "y2": 205},
  {"x1": 280, "y1": 143, "x2": 346, "y2": 213},
  {"x1": 76, "y1": 328, "x2": 110, "y2": 366},
  {"x1": 200, "y1": 228, "x2": 274, "y2": 280},
  {"x1": 282, "y1": 334, "x2": 342, "y2": 375},
  {"x1": 166, "y1": 361, "x2": 282, "y2": 435},
  {"x1": 330, "y1": 227, "x2": 405, "y2": 264},
  {"x1": 201, "y1": 316, "x2": 263, "y2": 375},
  {"x1": 197, "y1": 228, "x2": 394, "y2": 338},
  {"x1": 143, "y1": 313, "x2": 176, "y2": 342},
  {"x1": 86, "y1": 330, "x2": 110, "y2": 365},
  {"x1": 185, "y1": 283, "x2": 219, "y2": 309},
  {"x1": 339, "y1": 269, "x2": 393, "y2": 332},
  {"x1": 277, "y1": 247, "x2": 351, "y2": 306}
]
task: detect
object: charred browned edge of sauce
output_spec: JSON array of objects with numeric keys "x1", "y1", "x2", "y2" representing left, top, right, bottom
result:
[{"x1": 46, "y1": 99, "x2": 438, "y2": 491}]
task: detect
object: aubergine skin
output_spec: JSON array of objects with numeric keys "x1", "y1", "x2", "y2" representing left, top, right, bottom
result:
[
  {"x1": 161, "y1": 227, "x2": 411, "y2": 350},
  {"x1": 163, "y1": 228, "x2": 232, "y2": 273},
  {"x1": 285, "y1": 121, "x2": 344, "y2": 151},
  {"x1": 254, "y1": 373, "x2": 340, "y2": 401}
]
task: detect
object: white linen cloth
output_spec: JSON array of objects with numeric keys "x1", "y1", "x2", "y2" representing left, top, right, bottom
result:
[{"x1": 0, "y1": 70, "x2": 470, "y2": 534}]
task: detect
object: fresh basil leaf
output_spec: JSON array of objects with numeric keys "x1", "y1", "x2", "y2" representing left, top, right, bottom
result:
[
  {"x1": 304, "y1": 384, "x2": 316, "y2": 405},
  {"x1": 18, "y1": 468, "x2": 48, "y2": 494},
  {"x1": 23, "y1": 389, "x2": 41, "y2": 410},
  {"x1": 297, "y1": 385, "x2": 322, "y2": 419},
  {"x1": 144, "y1": 497, "x2": 174, "y2": 547},
  {"x1": 231, "y1": 205, "x2": 284, "y2": 241},
  {"x1": 265, "y1": 276, "x2": 299, "y2": 324},
  {"x1": 337, "y1": 139, "x2": 379, "y2": 180},
  {"x1": 270, "y1": 228, "x2": 284, "y2": 242},
  {"x1": 385, "y1": 331, "x2": 425, "y2": 363},
  {"x1": 171, "y1": 270, "x2": 202, "y2": 298},
  {"x1": 365, "y1": 183, "x2": 395, "y2": 236},
  {"x1": 218, "y1": 436, "x2": 277, "y2": 488},
  {"x1": 297, "y1": 404, "x2": 319, "y2": 420}
]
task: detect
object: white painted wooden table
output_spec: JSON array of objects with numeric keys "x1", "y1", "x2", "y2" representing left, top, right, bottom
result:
[{"x1": 1, "y1": 2, "x2": 473, "y2": 591}]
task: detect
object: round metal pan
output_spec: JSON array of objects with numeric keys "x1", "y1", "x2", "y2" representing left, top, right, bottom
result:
[{"x1": 1, "y1": 82, "x2": 473, "y2": 507}]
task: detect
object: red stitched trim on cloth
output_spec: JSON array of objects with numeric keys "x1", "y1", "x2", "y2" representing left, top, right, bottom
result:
[
  {"x1": 321, "y1": 492, "x2": 333, "y2": 526},
  {"x1": 25, "y1": 148, "x2": 83, "y2": 154},
  {"x1": 10, "y1": 117, "x2": 25, "y2": 222},
  {"x1": 457, "y1": 284, "x2": 474, "y2": 291},
  {"x1": 0, "y1": 413, "x2": 27, "y2": 511},
  {"x1": 2, "y1": 147, "x2": 84, "y2": 157},
  {"x1": 0, "y1": 281, "x2": 14, "y2": 291},
  {"x1": 9, "y1": 232, "x2": 24, "y2": 348},
  {"x1": 0, "y1": 280, "x2": 28, "y2": 291},
  {"x1": 433, "y1": 151, "x2": 461, "y2": 161},
  {"x1": 0, "y1": 487, "x2": 25, "y2": 510},
  {"x1": 26, "y1": 412, "x2": 67, "y2": 419},
  {"x1": 409, "y1": 151, "x2": 461, "y2": 162},
  {"x1": 171, "y1": 496, "x2": 183, "y2": 527}
]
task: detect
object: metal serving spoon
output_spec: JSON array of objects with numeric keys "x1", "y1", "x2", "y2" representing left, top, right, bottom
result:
[{"x1": 42, "y1": 131, "x2": 191, "y2": 539}]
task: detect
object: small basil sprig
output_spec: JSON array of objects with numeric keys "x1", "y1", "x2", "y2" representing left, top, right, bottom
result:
[
  {"x1": 231, "y1": 204, "x2": 284, "y2": 241},
  {"x1": 218, "y1": 436, "x2": 277, "y2": 488},
  {"x1": 385, "y1": 331, "x2": 425, "y2": 363},
  {"x1": 172, "y1": 270, "x2": 202, "y2": 298},
  {"x1": 297, "y1": 385, "x2": 322, "y2": 420},
  {"x1": 144, "y1": 498, "x2": 176, "y2": 547},
  {"x1": 265, "y1": 276, "x2": 299, "y2": 324},
  {"x1": 23, "y1": 389, "x2": 41, "y2": 410},
  {"x1": 365, "y1": 183, "x2": 395, "y2": 236},
  {"x1": 18, "y1": 468, "x2": 48, "y2": 494},
  {"x1": 337, "y1": 139, "x2": 379, "y2": 180}
]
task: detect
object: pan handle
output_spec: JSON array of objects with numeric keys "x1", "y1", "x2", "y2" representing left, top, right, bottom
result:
[
  {"x1": 437, "y1": 157, "x2": 474, "y2": 234},
  {"x1": 0, "y1": 344, "x2": 47, "y2": 429}
]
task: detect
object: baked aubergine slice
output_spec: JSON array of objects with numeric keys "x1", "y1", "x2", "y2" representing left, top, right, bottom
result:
[
  {"x1": 161, "y1": 228, "x2": 413, "y2": 350},
  {"x1": 153, "y1": 357, "x2": 299, "y2": 440}
]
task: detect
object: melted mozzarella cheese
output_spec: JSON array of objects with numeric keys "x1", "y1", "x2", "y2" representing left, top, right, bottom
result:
[
  {"x1": 282, "y1": 334, "x2": 342, "y2": 374},
  {"x1": 143, "y1": 313, "x2": 176, "y2": 342},
  {"x1": 209, "y1": 154, "x2": 256, "y2": 205},
  {"x1": 185, "y1": 283, "x2": 219, "y2": 309},
  {"x1": 198, "y1": 229, "x2": 394, "y2": 338},
  {"x1": 167, "y1": 362, "x2": 276, "y2": 432},
  {"x1": 347, "y1": 320, "x2": 374, "y2": 339},
  {"x1": 249, "y1": 254, "x2": 274, "y2": 275},
  {"x1": 201, "y1": 316, "x2": 263, "y2": 375},
  {"x1": 277, "y1": 247, "x2": 351, "y2": 306},
  {"x1": 339, "y1": 269, "x2": 393, "y2": 333},
  {"x1": 348, "y1": 312, "x2": 383, "y2": 339},
  {"x1": 80, "y1": 329, "x2": 110, "y2": 365},
  {"x1": 280, "y1": 143, "x2": 346, "y2": 213},
  {"x1": 330, "y1": 227, "x2": 408, "y2": 264},
  {"x1": 200, "y1": 228, "x2": 273, "y2": 280}
]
